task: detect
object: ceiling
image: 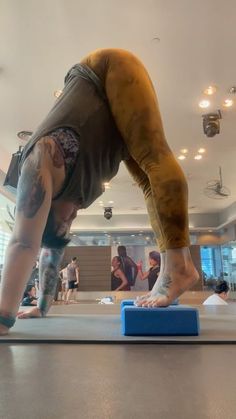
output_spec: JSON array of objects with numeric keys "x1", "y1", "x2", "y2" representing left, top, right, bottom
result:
[{"x1": 0, "y1": 0, "x2": 236, "y2": 231}]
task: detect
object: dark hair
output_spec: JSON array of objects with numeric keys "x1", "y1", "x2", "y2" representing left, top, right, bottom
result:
[
  {"x1": 215, "y1": 280, "x2": 229, "y2": 294},
  {"x1": 117, "y1": 246, "x2": 127, "y2": 257},
  {"x1": 149, "y1": 251, "x2": 160, "y2": 263},
  {"x1": 72, "y1": 257, "x2": 77, "y2": 262},
  {"x1": 23, "y1": 284, "x2": 35, "y2": 298},
  {"x1": 113, "y1": 255, "x2": 122, "y2": 265},
  {"x1": 41, "y1": 209, "x2": 71, "y2": 249}
]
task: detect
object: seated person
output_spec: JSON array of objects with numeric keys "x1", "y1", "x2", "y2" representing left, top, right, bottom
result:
[
  {"x1": 21, "y1": 285, "x2": 38, "y2": 306},
  {"x1": 111, "y1": 256, "x2": 130, "y2": 291},
  {"x1": 203, "y1": 280, "x2": 229, "y2": 306},
  {"x1": 138, "y1": 251, "x2": 161, "y2": 291}
]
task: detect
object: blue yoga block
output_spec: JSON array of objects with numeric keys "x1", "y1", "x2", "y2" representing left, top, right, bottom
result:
[
  {"x1": 121, "y1": 305, "x2": 200, "y2": 336},
  {"x1": 120, "y1": 300, "x2": 136, "y2": 310},
  {"x1": 120, "y1": 298, "x2": 179, "y2": 312}
]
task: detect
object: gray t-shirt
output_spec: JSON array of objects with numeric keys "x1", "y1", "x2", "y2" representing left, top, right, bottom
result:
[{"x1": 67, "y1": 263, "x2": 78, "y2": 282}]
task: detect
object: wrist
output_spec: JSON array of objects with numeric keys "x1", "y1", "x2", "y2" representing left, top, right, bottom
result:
[{"x1": 0, "y1": 311, "x2": 16, "y2": 329}]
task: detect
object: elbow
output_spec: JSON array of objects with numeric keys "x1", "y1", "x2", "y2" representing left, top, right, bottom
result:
[{"x1": 9, "y1": 236, "x2": 39, "y2": 253}]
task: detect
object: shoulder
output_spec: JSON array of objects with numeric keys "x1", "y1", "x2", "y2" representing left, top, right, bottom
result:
[{"x1": 115, "y1": 268, "x2": 122, "y2": 277}]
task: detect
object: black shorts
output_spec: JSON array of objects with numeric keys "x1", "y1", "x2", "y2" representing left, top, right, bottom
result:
[{"x1": 68, "y1": 281, "x2": 77, "y2": 290}]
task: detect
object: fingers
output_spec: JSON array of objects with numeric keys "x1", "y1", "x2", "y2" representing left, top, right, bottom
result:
[{"x1": 17, "y1": 311, "x2": 30, "y2": 319}]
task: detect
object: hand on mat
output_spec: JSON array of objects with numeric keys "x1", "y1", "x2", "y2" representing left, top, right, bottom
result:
[
  {"x1": 0, "y1": 324, "x2": 9, "y2": 336},
  {"x1": 17, "y1": 307, "x2": 42, "y2": 319}
]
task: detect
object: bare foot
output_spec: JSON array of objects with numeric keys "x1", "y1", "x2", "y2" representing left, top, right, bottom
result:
[
  {"x1": 136, "y1": 247, "x2": 199, "y2": 307},
  {"x1": 17, "y1": 307, "x2": 42, "y2": 319},
  {"x1": 137, "y1": 266, "x2": 199, "y2": 307},
  {"x1": 0, "y1": 324, "x2": 9, "y2": 336}
]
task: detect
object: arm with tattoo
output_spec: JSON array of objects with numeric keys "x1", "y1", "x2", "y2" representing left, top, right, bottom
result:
[
  {"x1": 0, "y1": 137, "x2": 65, "y2": 331},
  {"x1": 38, "y1": 247, "x2": 65, "y2": 316}
]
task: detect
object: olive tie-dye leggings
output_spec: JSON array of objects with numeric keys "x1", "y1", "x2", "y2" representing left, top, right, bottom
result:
[{"x1": 82, "y1": 49, "x2": 189, "y2": 252}]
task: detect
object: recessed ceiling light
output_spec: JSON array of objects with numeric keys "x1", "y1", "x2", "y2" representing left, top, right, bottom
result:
[
  {"x1": 223, "y1": 99, "x2": 233, "y2": 108},
  {"x1": 198, "y1": 148, "x2": 206, "y2": 153},
  {"x1": 103, "y1": 182, "x2": 111, "y2": 189},
  {"x1": 131, "y1": 234, "x2": 135, "y2": 237},
  {"x1": 180, "y1": 149, "x2": 188, "y2": 154},
  {"x1": 178, "y1": 155, "x2": 186, "y2": 160},
  {"x1": 17, "y1": 130, "x2": 33, "y2": 140},
  {"x1": 208, "y1": 229, "x2": 213, "y2": 233},
  {"x1": 203, "y1": 85, "x2": 217, "y2": 95},
  {"x1": 194, "y1": 155, "x2": 202, "y2": 160},
  {"x1": 199, "y1": 100, "x2": 210, "y2": 109},
  {"x1": 54, "y1": 89, "x2": 63, "y2": 98},
  {"x1": 108, "y1": 200, "x2": 114, "y2": 204},
  {"x1": 229, "y1": 86, "x2": 236, "y2": 94}
]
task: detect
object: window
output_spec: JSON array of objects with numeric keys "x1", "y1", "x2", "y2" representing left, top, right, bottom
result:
[{"x1": 200, "y1": 245, "x2": 223, "y2": 284}]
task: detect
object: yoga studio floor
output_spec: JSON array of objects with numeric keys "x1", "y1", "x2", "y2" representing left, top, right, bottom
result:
[{"x1": 1, "y1": 300, "x2": 236, "y2": 419}]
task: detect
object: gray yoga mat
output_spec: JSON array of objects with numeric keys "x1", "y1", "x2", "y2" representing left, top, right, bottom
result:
[{"x1": 1, "y1": 304, "x2": 236, "y2": 343}]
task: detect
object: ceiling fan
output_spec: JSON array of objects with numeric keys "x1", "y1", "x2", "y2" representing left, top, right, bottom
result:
[{"x1": 204, "y1": 166, "x2": 230, "y2": 199}]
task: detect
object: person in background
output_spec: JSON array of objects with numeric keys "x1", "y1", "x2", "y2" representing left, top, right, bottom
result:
[
  {"x1": 117, "y1": 246, "x2": 138, "y2": 288},
  {"x1": 59, "y1": 264, "x2": 69, "y2": 302},
  {"x1": 203, "y1": 280, "x2": 230, "y2": 305},
  {"x1": 66, "y1": 257, "x2": 80, "y2": 302},
  {"x1": 34, "y1": 278, "x2": 40, "y2": 297},
  {"x1": 27, "y1": 260, "x2": 39, "y2": 287},
  {"x1": 111, "y1": 256, "x2": 130, "y2": 291},
  {"x1": 137, "y1": 251, "x2": 161, "y2": 291},
  {"x1": 21, "y1": 285, "x2": 38, "y2": 307}
]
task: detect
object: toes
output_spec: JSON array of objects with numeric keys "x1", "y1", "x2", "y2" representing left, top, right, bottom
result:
[
  {"x1": 136, "y1": 295, "x2": 172, "y2": 308},
  {"x1": 135, "y1": 294, "x2": 151, "y2": 306},
  {"x1": 139, "y1": 298, "x2": 154, "y2": 307},
  {"x1": 150, "y1": 297, "x2": 169, "y2": 307}
]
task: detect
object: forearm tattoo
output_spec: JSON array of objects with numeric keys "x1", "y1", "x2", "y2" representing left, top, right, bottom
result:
[
  {"x1": 17, "y1": 147, "x2": 46, "y2": 218},
  {"x1": 17, "y1": 138, "x2": 64, "y2": 219},
  {"x1": 38, "y1": 247, "x2": 64, "y2": 316},
  {"x1": 155, "y1": 274, "x2": 172, "y2": 297}
]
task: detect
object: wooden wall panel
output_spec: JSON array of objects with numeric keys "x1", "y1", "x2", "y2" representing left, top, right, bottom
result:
[{"x1": 63, "y1": 246, "x2": 111, "y2": 291}]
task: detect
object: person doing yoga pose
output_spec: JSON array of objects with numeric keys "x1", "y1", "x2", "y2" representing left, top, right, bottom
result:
[{"x1": 0, "y1": 48, "x2": 198, "y2": 335}]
